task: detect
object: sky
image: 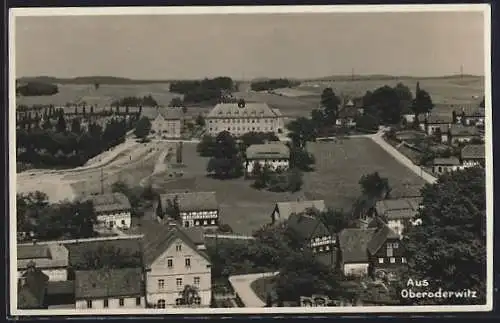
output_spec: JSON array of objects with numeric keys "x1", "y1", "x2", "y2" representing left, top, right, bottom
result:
[{"x1": 14, "y1": 10, "x2": 486, "y2": 80}]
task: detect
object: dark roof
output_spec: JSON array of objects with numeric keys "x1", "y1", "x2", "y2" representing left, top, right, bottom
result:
[
  {"x1": 47, "y1": 281, "x2": 75, "y2": 296},
  {"x1": 85, "y1": 192, "x2": 131, "y2": 213},
  {"x1": 141, "y1": 222, "x2": 210, "y2": 267},
  {"x1": 338, "y1": 228, "x2": 377, "y2": 263},
  {"x1": 17, "y1": 245, "x2": 50, "y2": 259},
  {"x1": 159, "y1": 191, "x2": 218, "y2": 212},
  {"x1": 449, "y1": 125, "x2": 480, "y2": 137},
  {"x1": 274, "y1": 200, "x2": 326, "y2": 222},
  {"x1": 338, "y1": 107, "x2": 359, "y2": 119},
  {"x1": 427, "y1": 114, "x2": 453, "y2": 124},
  {"x1": 461, "y1": 144, "x2": 485, "y2": 160},
  {"x1": 388, "y1": 184, "x2": 423, "y2": 199},
  {"x1": 367, "y1": 225, "x2": 400, "y2": 255},
  {"x1": 315, "y1": 252, "x2": 337, "y2": 269},
  {"x1": 182, "y1": 226, "x2": 205, "y2": 246},
  {"x1": 18, "y1": 268, "x2": 49, "y2": 309},
  {"x1": 65, "y1": 238, "x2": 142, "y2": 269},
  {"x1": 75, "y1": 268, "x2": 144, "y2": 299},
  {"x1": 287, "y1": 213, "x2": 330, "y2": 241},
  {"x1": 433, "y1": 157, "x2": 461, "y2": 166}
]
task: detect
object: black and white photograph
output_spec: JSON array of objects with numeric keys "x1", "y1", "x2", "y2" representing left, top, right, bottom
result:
[{"x1": 9, "y1": 5, "x2": 493, "y2": 315}]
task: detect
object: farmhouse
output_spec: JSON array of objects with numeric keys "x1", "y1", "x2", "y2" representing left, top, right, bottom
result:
[
  {"x1": 374, "y1": 198, "x2": 423, "y2": 237},
  {"x1": 74, "y1": 268, "x2": 146, "y2": 309},
  {"x1": 425, "y1": 115, "x2": 452, "y2": 136},
  {"x1": 205, "y1": 101, "x2": 284, "y2": 137},
  {"x1": 270, "y1": 200, "x2": 326, "y2": 224},
  {"x1": 244, "y1": 142, "x2": 290, "y2": 175},
  {"x1": 432, "y1": 157, "x2": 462, "y2": 174},
  {"x1": 287, "y1": 213, "x2": 335, "y2": 255},
  {"x1": 142, "y1": 224, "x2": 212, "y2": 308},
  {"x1": 141, "y1": 107, "x2": 183, "y2": 139},
  {"x1": 86, "y1": 192, "x2": 132, "y2": 230},
  {"x1": 448, "y1": 124, "x2": 480, "y2": 145},
  {"x1": 156, "y1": 191, "x2": 219, "y2": 228},
  {"x1": 17, "y1": 244, "x2": 69, "y2": 282},
  {"x1": 461, "y1": 144, "x2": 485, "y2": 168},
  {"x1": 17, "y1": 262, "x2": 50, "y2": 309},
  {"x1": 336, "y1": 106, "x2": 359, "y2": 128},
  {"x1": 367, "y1": 224, "x2": 406, "y2": 281},
  {"x1": 337, "y1": 228, "x2": 376, "y2": 277}
]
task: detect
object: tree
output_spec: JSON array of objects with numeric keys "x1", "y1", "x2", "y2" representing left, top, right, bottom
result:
[
  {"x1": 134, "y1": 116, "x2": 152, "y2": 140},
  {"x1": 169, "y1": 97, "x2": 184, "y2": 107},
  {"x1": 206, "y1": 132, "x2": 243, "y2": 179},
  {"x1": 195, "y1": 114, "x2": 205, "y2": 127},
  {"x1": 359, "y1": 172, "x2": 390, "y2": 199},
  {"x1": 196, "y1": 135, "x2": 216, "y2": 157},
  {"x1": 71, "y1": 118, "x2": 82, "y2": 134},
  {"x1": 411, "y1": 82, "x2": 434, "y2": 120},
  {"x1": 317, "y1": 208, "x2": 354, "y2": 234},
  {"x1": 252, "y1": 164, "x2": 272, "y2": 189},
  {"x1": 55, "y1": 113, "x2": 67, "y2": 133},
  {"x1": 355, "y1": 113, "x2": 380, "y2": 132},
  {"x1": 178, "y1": 285, "x2": 201, "y2": 306},
  {"x1": 286, "y1": 117, "x2": 317, "y2": 149},
  {"x1": 320, "y1": 88, "x2": 341, "y2": 126},
  {"x1": 404, "y1": 168, "x2": 486, "y2": 305},
  {"x1": 363, "y1": 85, "x2": 402, "y2": 124},
  {"x1": 289, "y1": 146, "x2": 315, "y2": 172},
  {"x1": 78, "y1": 245, "x2": 142, "y2": 270}
]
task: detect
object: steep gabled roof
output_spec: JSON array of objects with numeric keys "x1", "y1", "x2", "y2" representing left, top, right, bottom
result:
[
  {"x1": 338, "y1": 228, "x2": 377, "y2": 263},
  {"x1": 18, "y1": 268, "x2": 49, "y2": 309},
  {"x1": 287, "y1": 213, "x2": 330, "y2": 241},
  {"x1": 367, "y1": 225, "x2": 400, "y2": 255},
  {"x1": 17, "y1": 244, "x2": 69, "y2": 270},
  {"x1": 461, "y1": 144, "x2": 485, "y2": 160},
  {"x1": 207, "y1": 102, "x2": 278, "y2": 119},
  {"x1": 84, "y1": 192, "x2": 131, "y2": 214},
  {"x1": 141, "y1": 223, "x2": 210, "y2": 267},
  {"x1": 274, "y1": 200, "x2": 326, "y2": 222}
]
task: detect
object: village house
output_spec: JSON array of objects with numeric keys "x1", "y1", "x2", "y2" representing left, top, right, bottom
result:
[
  {"x1": 86, "y1": 192, "x2": 132, "y2": 230},
  {"x1": 454, "y1": 104, "x2": 485, "y2": 126},
  {"x1": 74, "y1": 268, "x2": 146, "y2": 309},
  {"x1": 448, "y1": 124, "x2": 480, "y2": 145},
  {"x1": 244, "y1": 142, "x2": 290, "y2": 175},
  {"x1": 17, "y1": 262, "x2": 49, "y2": 309},
  {"x1": 374, "y1": 197, "x2": 423, "y2": 237},
  {"x1": 366, "y1": 224, "x2": 407, "y2": 281},
  {"x1": 155, "y1": 191, "x2": 219, "y2": 228},
  {"x1": 17, "y1": 244, "x2": 69, "y2": 282},
  {"x1": 46, "y1": 280, "x2": 76, "y2": 309},
  {"x1": 142, "y1": 224, "x2": 212, "y2": 308},
  {"x1": 270, "y1": 200, "x2": 326, "y2": 224},
  {"x1": 432, "y1": 157, "x2": 462, "y2": 174},
  {"x1": 337, "y1": 228, "x2": 377, "y2": 277},
  {"x1": 336, "y1": 106, "x2": 359, "y2": 128},
  {"x1": 424, "y1": 114, "x2": 452, "y2": 136},
  {"x1": 140, "y1": 106, "x2": 183, "y2": 139},
  {"x1": 401, "y1": 104, "x2": 415, "y2": 125},
  {"x1": 461, "y1": 144, "x2": 485, "y2": 168},
  {"x1": 205, "y1": 101, "x2": 284, "y2": 137}
]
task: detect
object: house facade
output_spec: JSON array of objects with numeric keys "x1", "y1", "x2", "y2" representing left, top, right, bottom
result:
[
  {"x1": 244, "y1": 142, "x2": 290, "y2": 175},
  {"x1": 425, "y1": 115, "x2": 452, "y2": 136},
  {"x1": 448, "y1": 125, "x2": 480, "y2": 145},
  {"x1": 270, "y1": 200, "x2": 326, "y2": 224},
  {"x1": 432, "y1": 157, "x2": 462, "y2": 174},
  {"x1": 374, "y1": 198, "x2": 422, "y2": 237},
  {"x1": 205, "y1": 101, "x2": 284, "y2": 137},
  {"x1": 338, "y1": 228, "x2": 377, "y2": 277},
  {"x1": 455, "y1": 104, "x2": 485, "y2": 126},
  {"x1": 142, "y1": 225, "x2": 212, "y2": 308},
  {"x1": 367, "y1": 225, "x2": 407, "y2": 281},
  {"x1": 287, "y1": 213, "x2": 335, "y2": 254},
  {"x1": 87, "y1": 192, "x2": 132, "y2": 230},
  {"x1": 461, "y1": 144, "x2": 485, "y2": 168},
  {"x1": 156, "y1": 191, "x2": 219, "y2": 228},
  {"x1": 74, "y1": 268, "x2": 146, "y2": 309},
  {"x1": 141, "y1": 107, "x2": 183, "y2": 139},
  {"x1": 336, "y1": 101, "x2": 359, "y2": 128},
  {"x1": 17, "y1": 244, "x2": 69, "y2": 282}
]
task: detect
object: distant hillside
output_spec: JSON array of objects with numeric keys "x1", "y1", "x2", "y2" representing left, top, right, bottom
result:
[
  {"x1": 304, "y1": 74, "x2": 484, "y2": 82},
  {"x1": 17, "y1": 76, "x2": 174, "y2": 85}
]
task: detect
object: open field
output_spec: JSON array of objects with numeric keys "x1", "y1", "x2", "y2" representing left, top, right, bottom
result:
[
  {"x1": 302, "y1": 138, "x2": 427, "y2": 211},
  {"x1": 16, "y1": 83, "x2": 182, "y2": 108}
]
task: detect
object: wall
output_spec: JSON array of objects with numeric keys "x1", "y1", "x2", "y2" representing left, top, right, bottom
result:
[
  {"x1": 463, "y1": 160, "x2": 482, "y2": 168},
  {"x1": 97, "y1": 211, "x2": 132, "y2": 229},
  {"x1": 245, "y1": 159, "x2": 290, "y2": 174},
  {"x1": 180, "y1": 210, "x2": 219, "y2": 228},
  {"x1": 146, "y1": 237, "x2": 212, "y2": 308},
  {"x1": 75, "y1": 296, "x2": 145, "y2": 309},
  {"x1": 207, "y1": 116, "x2": 279, "y2": 136},
  {"x1": 387, "y1": 219, "x2": 404, "y2": 237},
  {"x1": 343, "y1": 263, "x2": 369, "y2": 277}
]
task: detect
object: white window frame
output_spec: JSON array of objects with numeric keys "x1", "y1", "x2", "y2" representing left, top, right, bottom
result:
[
  {"x1": 390, "y1": 257, "x2": 396, "y2": 263},
  {"x1": 378, "y1": 258, "x2": 384, "y2": 264}
]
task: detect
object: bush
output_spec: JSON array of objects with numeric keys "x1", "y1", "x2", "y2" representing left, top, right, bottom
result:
[{"x1": 17, "y1": 82, "x2": 59, "y2": 96}]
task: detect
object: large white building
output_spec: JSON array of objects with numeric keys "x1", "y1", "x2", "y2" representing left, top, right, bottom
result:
[
  {"x1": 17, "y1": 244, "x2": 69, "y2": 282},
  {"x1": 140, "y1": 107, "x2": 183, "y2": 139},
  {"x1": 155, "y1": 191, "x2": 219, "y2": 228},
  {"x1": 205, "y1": 101, "x2": 284, "y2": 137},
  {"x1": 142, "y1": 225, "x2": 212, "y2": 308},
  {"x1": 87, "y1": 192, "x2": 132, "y2": 230},
  {"x1": 244, "y1": 142, "x2": 290, "y2": 175}
]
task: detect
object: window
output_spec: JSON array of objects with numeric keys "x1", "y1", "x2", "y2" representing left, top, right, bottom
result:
[
  {"x1": 194, "y1": 276, "x2": 200, "y2": 286},
  {"x1": 402, "y1": 257, "x2": 407, "y2": 264},
  {"x1": 176, "y1": 244, "x2": 182, "y2": 251},
  {"x1": 157, "y1": 299, "x2": 166, "y2": 309},
  {"x1": 158, "y1": 279, "x2": 165, "y2": 289},
  {"x1": 392, "y1": 242, "x2": 399, "y2": 249},
  {"x1": 121, "y1": 220, "x2": 126, "y2": 225},
  {"x1": 386, "y1": 247, "x2": 394, "y2": 257},
  {"x1": 325, "y1": 245, "x2": 330, "y2": 251},
  {"x1": 175, "y1": 298, "x2": 183, "y2": 306},
  {"x1": 185, "y1": 258, "x2": 191, "y2": 268},
  {"x1": 167, "y1": 259, "x2": 173, "y2": 268},
  {"x1": 86, "y1": 300, "x2": 92, "y2": 308},
  {"x1": 194, "y1": 297, "x2": 201, "y2": 305},
  {"x1": 378, "y1": 258, "x2": 384, "y2": 264},
  {"x1": 176, "y1": 278, "x2": 183, "y2": 288},
  {"x1": 390, "y1": 257, "x2": 396, "y2": 263},
  {"x1": 103, "y1": 299, "x2": 109, "y2": 308},
  {"x1": 211, "y1": 220, "x2": 215, "y2": 225},
  {"x1": 136, "y1": 297, "x2": 141, "y2": 306},
  {"x1": 119, "y1": 298, "x2": 124, "y2": 307}
]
